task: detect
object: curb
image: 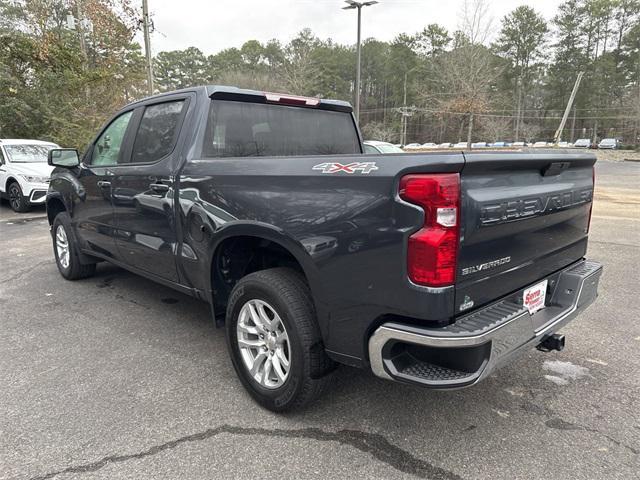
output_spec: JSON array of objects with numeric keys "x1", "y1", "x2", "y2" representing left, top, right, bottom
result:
[{"x1": 0, "y1": 214, "x2": 48, "y2": 224}]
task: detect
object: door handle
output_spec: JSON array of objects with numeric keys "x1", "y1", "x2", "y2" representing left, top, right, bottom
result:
[
  {"x1": 97, "y1": 181, "x2": 111, "y2": 188},
  {"x1": 149, "y1": 182, "x2": 170, "y2": 193}
]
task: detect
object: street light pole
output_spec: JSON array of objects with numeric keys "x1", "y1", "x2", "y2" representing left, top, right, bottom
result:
[{"x1": 343, "y1": 0, "x2": 378, "y2": 124}]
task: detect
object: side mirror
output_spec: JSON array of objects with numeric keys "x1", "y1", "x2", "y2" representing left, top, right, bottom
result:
[{"x1": 48, "y1": 148, "x2": 80, "y2": 168}]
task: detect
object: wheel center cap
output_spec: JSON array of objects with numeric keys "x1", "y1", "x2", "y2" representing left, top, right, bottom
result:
[{"x1": 265, "y1": 335, "x2": 277, "y2": 350}]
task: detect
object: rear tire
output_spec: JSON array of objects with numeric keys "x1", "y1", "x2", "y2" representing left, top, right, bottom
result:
[
  {"x1": 8, "y1": 182, "x2": 30, "y2": 213},
  {"x1": 225, "y1": 268, "x2": 334, "y2": 412},
  {"x1": 52, "y1": 212, "x2": 96, "y2": 280}
]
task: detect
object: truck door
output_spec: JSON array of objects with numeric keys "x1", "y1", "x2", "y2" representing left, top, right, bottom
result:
[
  {"x1": 110, "y1": 96, "x2": 190, "y2": 283},
  {"x1": 72, "y1": 110, "x2": 135, "y2": 260}
]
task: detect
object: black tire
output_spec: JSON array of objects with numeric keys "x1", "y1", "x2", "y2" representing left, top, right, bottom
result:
[
  {"x1": 52, "y1": 212, "x2": 96, "y2": 280},
  {"x1": 8, "y1": 182, "x2": 30, "y2": 213},
  {"x1": 225, "y1": 268, "x2": 334, "y2": 412}
]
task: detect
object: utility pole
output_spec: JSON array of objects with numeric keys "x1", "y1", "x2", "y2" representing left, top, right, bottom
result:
[
  {"x1": 398, "y1": 106, "x2": 415, "y2": 146},
  {"x1": 402, "y1": 71, "x2": 408, "y2": 145},
  {"x1": 342, "y1": 0, "x2": 378, "y2": 124},
  {"x1": 553, "y1": 71, "x2": 584, "y2": 144},
  {"x1": 397, "y1": 75, "x2": 416, "y2": 147},
  {"x1": 142, "y1": 0, "x2": 154, "y2": 95},
  {"x1": 75, "y1": 0, "x2": 88, "y2": 64},
  {"x1": 514, "y1": 76, "x2": 522, "y2": 141},
  {"x1": 570, "y1": 105, "x2": 577, "y2": 143}
]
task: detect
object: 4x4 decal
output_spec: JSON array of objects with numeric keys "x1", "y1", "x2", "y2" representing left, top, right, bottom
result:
[{"x1": 312, "y1": 162, "x2": 378, "y2": 174}]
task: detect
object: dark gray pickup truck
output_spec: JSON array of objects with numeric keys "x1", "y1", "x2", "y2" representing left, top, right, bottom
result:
[{"x1": 46, "y1": 86, "x2": 602, "y2": 411}]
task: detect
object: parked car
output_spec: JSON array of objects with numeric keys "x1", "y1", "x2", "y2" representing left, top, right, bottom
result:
[
  {"x1": 0, "y1": 139, "x2": 60, "y2": 212},
  {"x1": 453, "y1": 141, "x2": 468, "y2": 148},
  {"x1": 490, "y1": 141, "x2": 510, "y2": 148},
  {"x1": 421, "y1": 142, "x2": 438, "y2": 148},
  {"x1": 598, "y1": 138, "x2": 620, "y2": 149},
  {"x1": 557, "y1": 141, "x2": 571, "y2": 148},
  {"x1": 574, "y1": 138, "x2": 592, "y2": 148},
  {"x1": 471, "y1": 142, "x2": 489, "y2": 148},
  {"x1": 512, "y1": 141, "x2": 527, "y2": 147},
  {"x1": 437, "y1": 142, "x2": 452, "y2": 148},
  {"x1": 46, "y1": 85, "x2": 602, "y2": 411},
  {"x1": 532, "y1": 141, "x2": 550, "y2": 148},
  {"x1": 403, "y1": 143, "x2": 422, "y2": 149},
  {"x1": 363, "y1": 141, "x2": 405, "y2": 154}
]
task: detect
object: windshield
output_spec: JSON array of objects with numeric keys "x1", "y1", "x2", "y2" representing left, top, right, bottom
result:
[
  {"x1": 5, "y1": 144, "x2": 55, "y2": 163},
  {"x1": 203, "y1": 100, "x2": 360, "y2": 157},
  {"x1": 601, "y1": 139, "x2": 615, "y2": 144}
]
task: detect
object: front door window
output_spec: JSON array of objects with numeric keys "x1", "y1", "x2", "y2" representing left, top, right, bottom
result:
[{"x1": 91, "y1": 111, "x2": 133, "y2": 166}]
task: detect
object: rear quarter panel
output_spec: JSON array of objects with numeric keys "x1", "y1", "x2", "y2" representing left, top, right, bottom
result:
[{"x1": 177, "y1": 152, "x2": 464, "y2": 363}]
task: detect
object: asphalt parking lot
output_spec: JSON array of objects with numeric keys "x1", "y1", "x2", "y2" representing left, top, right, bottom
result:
[{"x1": 1, "y1": 160, "x2": 638, "y2": 480}]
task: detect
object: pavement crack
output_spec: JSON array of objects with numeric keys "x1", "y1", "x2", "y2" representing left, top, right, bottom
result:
[
  {"x1": 521, "y1": 400, "x2": 638, "y2": 455},
  {"x1": 0, "y1": 260, "x2": 54, "y2": 284},
  {"x1": 545, "y1": 418, "x2": 639, "y2": 455},
  {"x1": 28, "y1": 425, "x2": 463, "y2": 480}
]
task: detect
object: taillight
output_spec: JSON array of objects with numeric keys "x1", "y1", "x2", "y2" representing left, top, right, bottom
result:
[{"x1": 399, "y1": 174, "x2": 460, "y2": 287}]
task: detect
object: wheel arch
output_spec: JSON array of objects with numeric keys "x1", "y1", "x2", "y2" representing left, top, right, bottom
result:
[
  {"x1": 5, "y1": 176, "x2": 19, "y2": 192},
  {"x1": 46, "y1": 195, "x2": 67, "y2": 226},
  {"x1": 207, "y1": 223, "x2": 327, "y2": 330}
]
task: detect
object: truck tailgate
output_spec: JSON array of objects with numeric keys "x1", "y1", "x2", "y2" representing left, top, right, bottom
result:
[{"x1": 456, "y1": 151, "x2": 595, "y2": 314}]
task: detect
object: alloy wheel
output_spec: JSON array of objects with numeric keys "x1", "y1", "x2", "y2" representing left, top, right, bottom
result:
[
  {"x1": 9, "y1": 185, "x2": 21, "y2": 211},
  {"x1": 236, "y1": 299, "x2": 291, "y2": 389},
  {"x1": 55, "y1": 225, "x2": 70, "y2": 269}
]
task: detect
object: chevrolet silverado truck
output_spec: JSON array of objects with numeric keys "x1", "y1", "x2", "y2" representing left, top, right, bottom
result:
[{"x1": 46, "y1": 86, "x2": 602, "y2": 411}]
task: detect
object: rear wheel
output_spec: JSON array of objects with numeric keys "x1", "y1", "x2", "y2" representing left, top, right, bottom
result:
[
  {"x1": 225, "y1": 268, "x2": 333, "y2": 411},
  {"x1": 8, "y1": 182, "x2": 30, "y2": 213},
  {"x1": 52, "y1": 212, "x2": 96, "y2": 280}
]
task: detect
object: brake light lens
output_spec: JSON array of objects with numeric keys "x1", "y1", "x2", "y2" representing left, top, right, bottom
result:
[
  {"x1": 264, "y1": 92, "x2": 320, "y2": 107},
  {"x1": 399, "y1": 174, "x2": 460, "y2": 287}
]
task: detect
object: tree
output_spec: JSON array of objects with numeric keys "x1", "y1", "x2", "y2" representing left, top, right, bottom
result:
[
  {"x1": 0, "y1": 0, "x2": 145, "y2": 148},
  {"x1": 494, "y1": 6, "x2": 548, "y2": 140},
  {"x1": 420, "y1": 0, "x2": 500, "y2": 146},
  {"x1": 481, "y1": 116, "x2": 512, "y2": 142},
  {"x1": 1, "y1": 1, "x2": 638, "y2": 149},
  {"x1": 281, "y1": 29, "x2": 321, "y2": 95},
  {"x1": 361, "y1": 121, "x2": 397, "y2": 142},
  {"x1": 154, "y1": 47, "x2": 207, "y2": 91},
  {"x1": 415, "y1": 24, "x2": 451, "y2": 58},
  {"x1": 520, "y1": 123, "x2": 542, "y2": 143}
]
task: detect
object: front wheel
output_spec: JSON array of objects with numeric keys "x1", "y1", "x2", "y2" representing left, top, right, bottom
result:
[
  {"x1": 52, "y1": 212, "x2": 96, "y2": 280},
  {"x1": 8, "y1": 182, "x2": 30, "y2": 212},
  {"x1": 225, "y1": 268, "x2": 334, "y2": 411}
]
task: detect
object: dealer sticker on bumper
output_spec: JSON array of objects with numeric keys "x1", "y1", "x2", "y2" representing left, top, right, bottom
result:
[{"x1": 523, "y1": 280, "x2": 548, "y2": 314}]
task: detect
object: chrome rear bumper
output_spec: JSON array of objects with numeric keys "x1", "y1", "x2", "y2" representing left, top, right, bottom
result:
[{"x1": 368, "y1": 260, "x2": 603, "y2": 388}]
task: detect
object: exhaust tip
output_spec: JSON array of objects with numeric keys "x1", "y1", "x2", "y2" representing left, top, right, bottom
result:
[{"x1": 537, "y1": 334, "x2": 565, "y2": 352}]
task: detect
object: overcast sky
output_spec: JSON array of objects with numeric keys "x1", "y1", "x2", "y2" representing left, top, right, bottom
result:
[{"x1": 140, "y1": 0, "x2": 563, "y2": 56}]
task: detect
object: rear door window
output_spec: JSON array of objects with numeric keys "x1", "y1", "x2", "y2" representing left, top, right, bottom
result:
[
  {"x1": 129, "y1": 100, "x2": 186, "y2": 164},
  {"x1": 203, "y1": 100, "x2": 360, "y2": 157}
]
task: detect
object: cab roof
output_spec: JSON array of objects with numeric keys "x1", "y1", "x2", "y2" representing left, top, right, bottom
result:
[{"x1": 122, "y1": 85, "x2": 353, "y2": 113}]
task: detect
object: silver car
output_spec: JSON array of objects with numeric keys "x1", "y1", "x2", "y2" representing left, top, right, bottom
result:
[{"x1": 598, "y1": 138, "x2": 619, "y2": 149}]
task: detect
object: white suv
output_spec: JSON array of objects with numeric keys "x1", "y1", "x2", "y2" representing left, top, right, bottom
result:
[{"x1": 0, "y1": 139, "x2": 60, "y2": 212}]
